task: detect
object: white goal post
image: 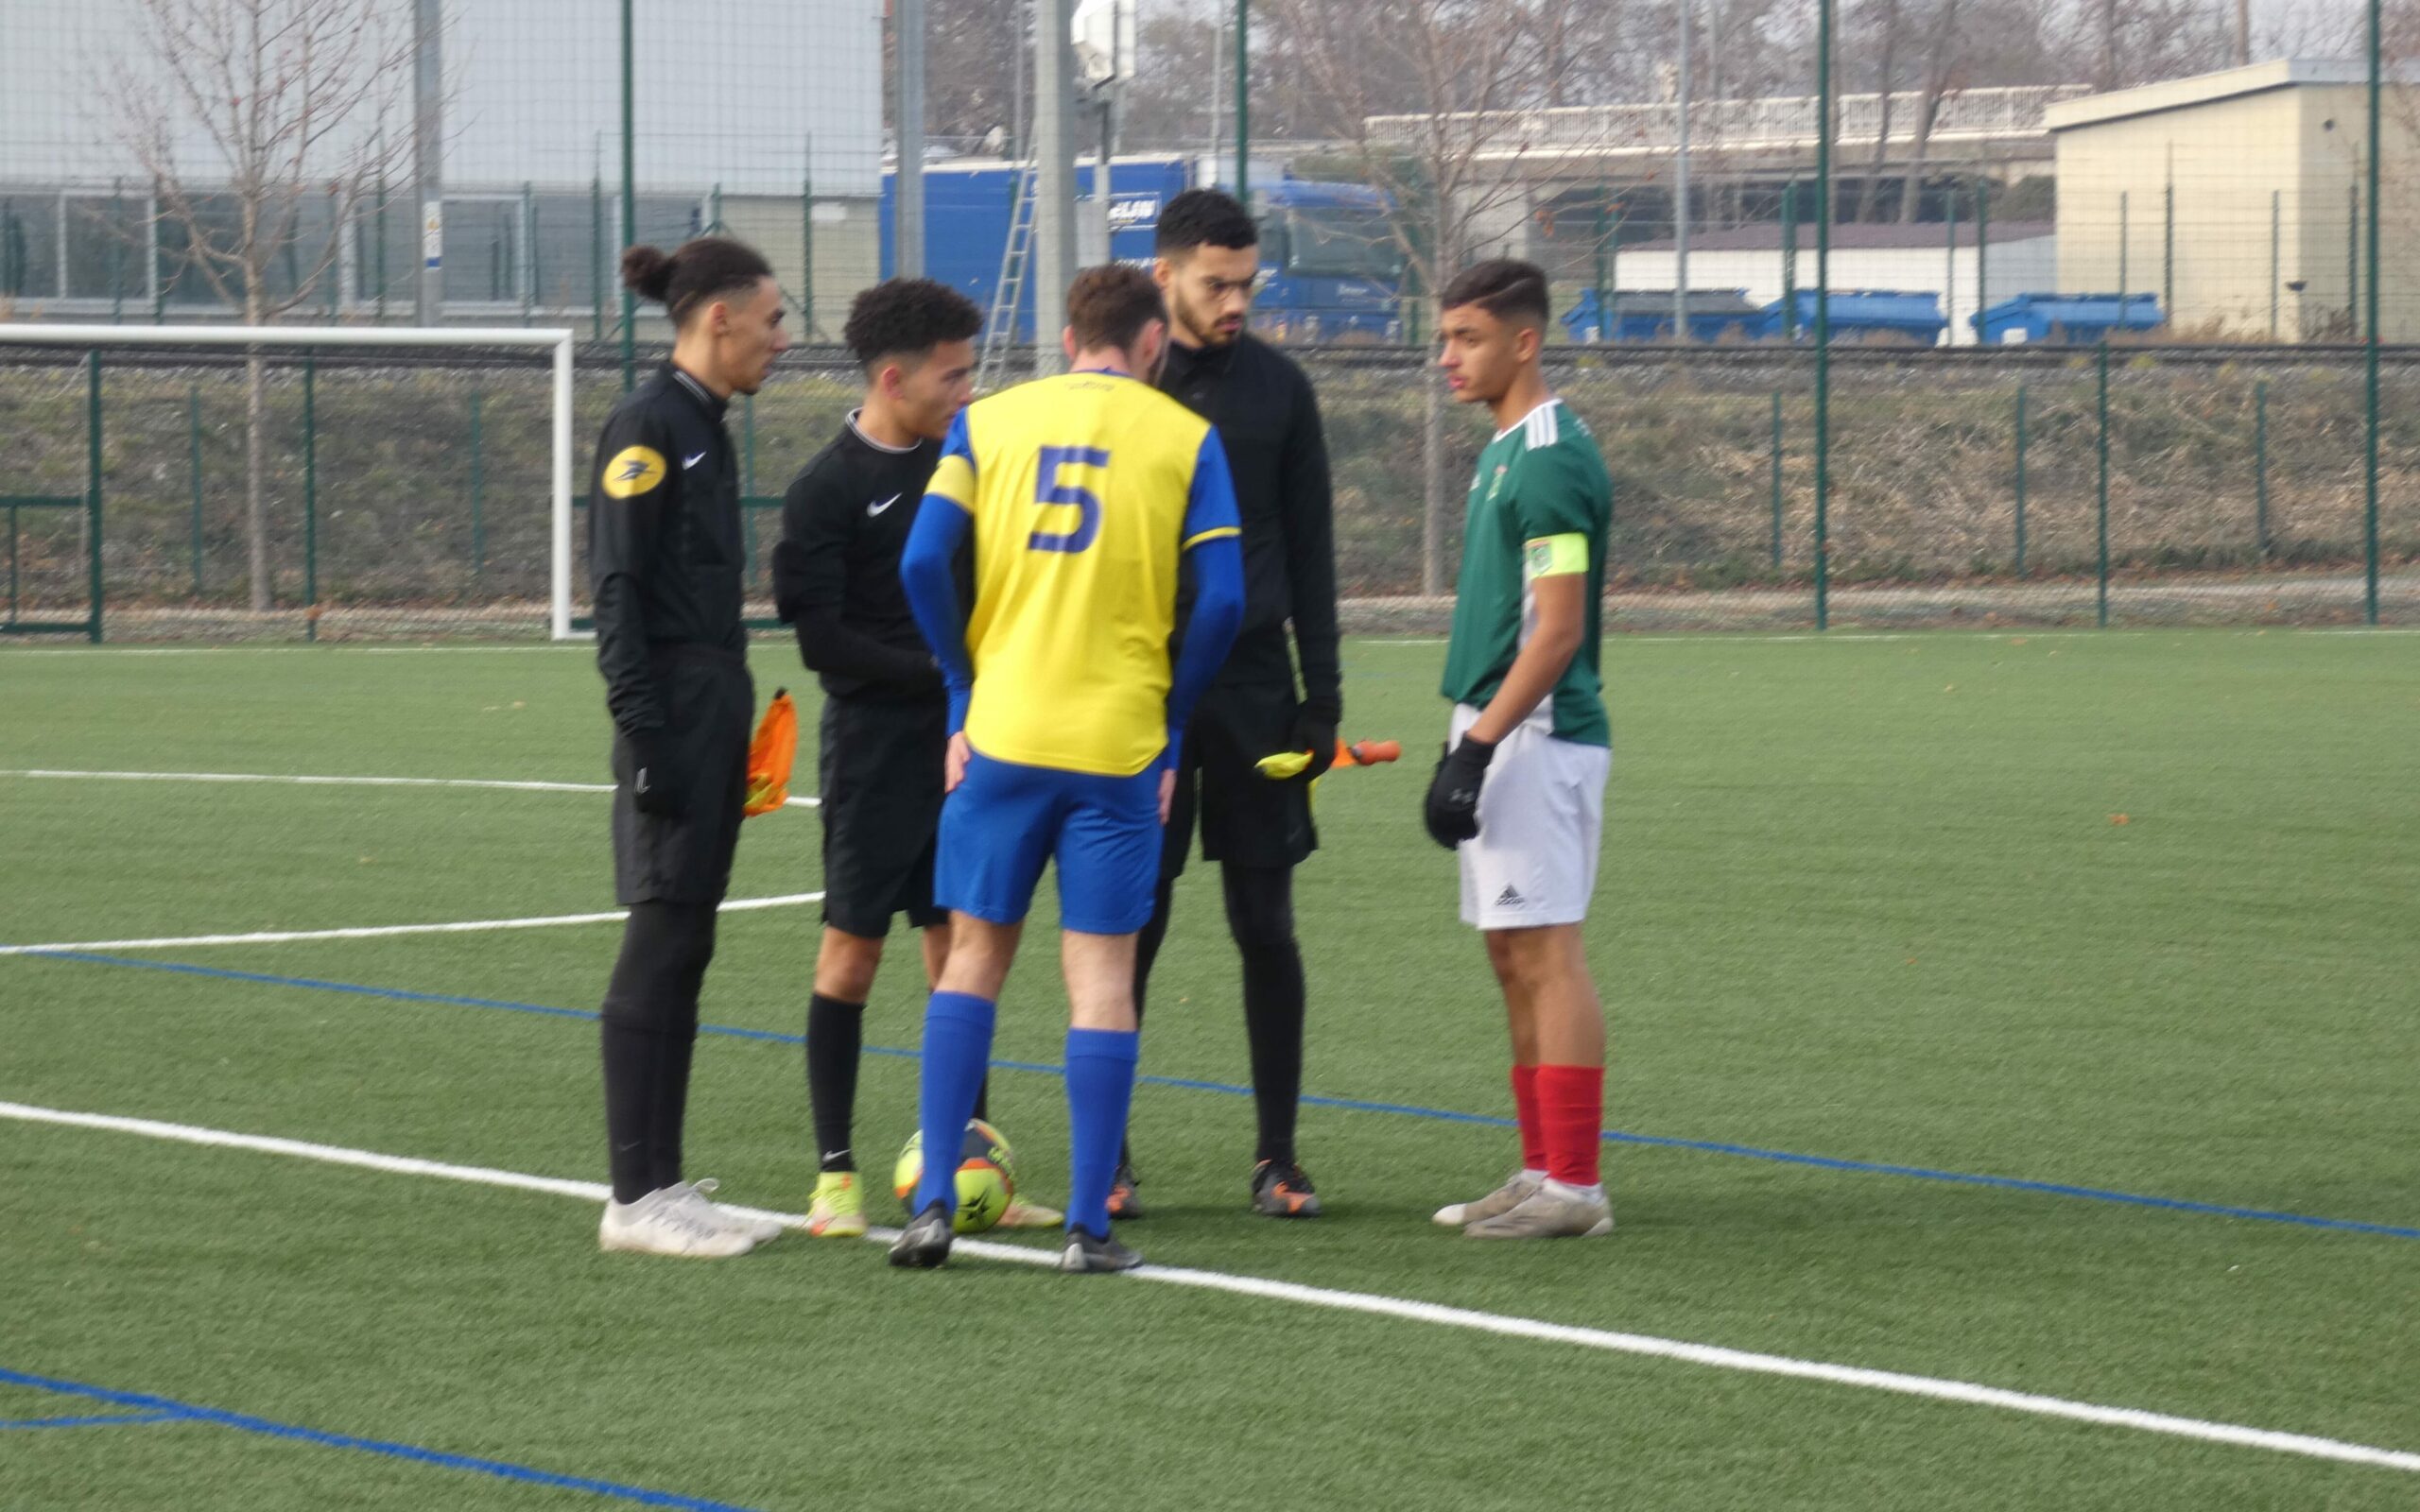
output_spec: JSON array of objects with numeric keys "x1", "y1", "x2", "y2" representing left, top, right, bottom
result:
[{"x1": 0, "y1": 324, "x2": 578, "y2": 639}]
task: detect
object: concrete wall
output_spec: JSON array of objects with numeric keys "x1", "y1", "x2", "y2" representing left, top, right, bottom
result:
[{"x1": 2054, "y1": 79, "x2": 2420, "y2": 338}]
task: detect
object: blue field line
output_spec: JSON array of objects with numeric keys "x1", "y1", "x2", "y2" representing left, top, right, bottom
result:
[
  {"x1": 25, "y1": 949, "x2": 2420, "y2": 1244},
  {"x1": 0, "y1": 1366, "x2": 761, "y2": 1510},
  {"x1": 0, "y1": 1411, "x2": 182, "y2": 1429}
]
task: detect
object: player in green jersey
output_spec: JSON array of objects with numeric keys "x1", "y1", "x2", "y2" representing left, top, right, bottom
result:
[{"x1": 1422, "y1": 259, "x2": 1616, "y2": 1241}]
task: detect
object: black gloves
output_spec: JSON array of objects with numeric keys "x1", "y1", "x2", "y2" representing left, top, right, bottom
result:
[
  {"x1": 1423, "y1": 733, "x2": 1497, "y2": 848},
  {"x1": 627, "y1": 727, "x2": 687, "y2": 818},
  {"x1": 1289, "y1": 707, "x2": 1340, "y2": 784}
]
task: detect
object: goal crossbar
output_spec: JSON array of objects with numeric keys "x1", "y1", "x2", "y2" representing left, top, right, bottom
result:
[{"x1": 0, "y1": 325, "x2": 579, "y2": 640}]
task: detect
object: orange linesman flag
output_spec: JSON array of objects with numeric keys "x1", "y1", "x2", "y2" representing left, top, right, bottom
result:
[{"x1": 744, "y1": 688, "x2": 799, "y2": 817}]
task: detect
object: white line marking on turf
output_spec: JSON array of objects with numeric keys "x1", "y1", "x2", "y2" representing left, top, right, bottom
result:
[
  {"x1": 0, "y1": 893, "x2": 823, "y2": 956},
  {"x1": 6, "y1": 1098, "x2": 2416, "y2": 1479},
  {"x1": 0, "y1": 768, "x2": 819, "y2": 809}
]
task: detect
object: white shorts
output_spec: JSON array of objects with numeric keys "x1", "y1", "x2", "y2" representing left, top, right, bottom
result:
[{"x1": 1451, "y1": 703, "x2": 1610, "y2": 931}]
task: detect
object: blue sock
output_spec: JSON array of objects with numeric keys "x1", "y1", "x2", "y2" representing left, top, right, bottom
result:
[
  {"x1": 1064, "y1": 1027, "x2": 1140, "y2": 1239},
  {"x1": 912, "y1": 991, "x2": 997, "y2": 1215}
]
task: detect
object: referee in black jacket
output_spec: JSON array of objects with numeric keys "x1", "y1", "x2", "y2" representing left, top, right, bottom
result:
[
  {"x1": 1126, "y1": 189, "x2": 1343, "y2": 1219},
  {"x1": 590, "y1": 235, "x2": 789, "y2": 1259},
  {"x1": 770, "y1": 279, "x2": 1059, "y2": 1239}
]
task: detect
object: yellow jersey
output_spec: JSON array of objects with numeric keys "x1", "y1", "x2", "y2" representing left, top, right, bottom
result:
[{"x1": 921, "y1": 369, "x2": 1242, "y2": 777}]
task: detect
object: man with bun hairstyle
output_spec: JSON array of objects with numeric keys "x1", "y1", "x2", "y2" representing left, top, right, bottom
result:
[
  {"x1": 772, "y1": 278, "x2": 1061, "y2": 1238},
  {"x1": 590, "y1": 235, "x2": 790, "y2": 1258}
]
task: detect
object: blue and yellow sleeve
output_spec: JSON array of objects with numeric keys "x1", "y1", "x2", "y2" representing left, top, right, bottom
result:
[
  {"x1": 902, "y1": 411, "x2": 978, "y2": 730},
  {"x1": 1182, "y1": 429, "x2": 1243, "y2": 551}
]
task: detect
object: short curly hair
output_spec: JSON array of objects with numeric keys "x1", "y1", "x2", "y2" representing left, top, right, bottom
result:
[{"x1": 841, "y1": 278, "x2": 984, "y2": 372}]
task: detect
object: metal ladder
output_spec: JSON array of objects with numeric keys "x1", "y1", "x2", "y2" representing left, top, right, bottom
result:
[{"x1": 976, "y1": 164, "x2": 1036, "y2": 392}]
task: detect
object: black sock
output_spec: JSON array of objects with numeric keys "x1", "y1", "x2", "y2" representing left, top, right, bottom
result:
[
  {"x1": 601, "y1": 1022, "x2": 670, "y2": 1204},
  {"x1": 806, "y1": 992, "x2": 864, "y2": 1172},
  {"x1": 1121, "y1": 876, "x2": 1178, "y2": 1169},
  {"x1": 599, "y1": 901, "x2": 717, "y2": 1204},
  {"x1": 974, "y1": 1074, "x2": 991, "y2": 1125},
  {"x1": 1224, "y1": 864, "x2": 1305, "y2": 1168}
]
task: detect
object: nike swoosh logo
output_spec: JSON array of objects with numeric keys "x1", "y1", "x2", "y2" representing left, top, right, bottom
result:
[
  {"x1": 867, "y1": 493, "x2": 901, "y2": 516},
  {"x1": 683, "y1": 452, "x2": 708, "y2": 470},
  {"x1": 634, "y1": 768, "x2": 650, "y2": 794}
]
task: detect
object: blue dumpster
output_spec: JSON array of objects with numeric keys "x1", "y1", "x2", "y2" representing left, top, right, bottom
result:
[
  {"x1": 1562, "y1": 289, "x2": 1761, "y2": 343},
  {"x1": 1972, "y1": 293, "x2": 2165, "y2": 344},
  {"x1": 1755, "y1": 289, "x2": 1947, "y2": 345}
]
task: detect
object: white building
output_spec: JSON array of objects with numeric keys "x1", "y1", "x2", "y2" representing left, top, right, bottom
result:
[{"x1": 1600, "y1": 221, "x2": 2057, "y2": 346}]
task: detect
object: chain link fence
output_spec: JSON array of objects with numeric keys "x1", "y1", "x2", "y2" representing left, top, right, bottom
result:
[{"x1": 1, "y1": 340, "x2": 2411, "y2": 643}]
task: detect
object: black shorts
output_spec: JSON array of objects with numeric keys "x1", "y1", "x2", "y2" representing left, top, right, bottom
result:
[
  {"x1": 1162, "y1": 678, "x2": 1318, "y2": 882},
  {"x1": 610, "y1": 649, "x2": 752, "y2": 906},
  {"x1": 819, "y1": 695, "x2": 949, "y2": 937}
]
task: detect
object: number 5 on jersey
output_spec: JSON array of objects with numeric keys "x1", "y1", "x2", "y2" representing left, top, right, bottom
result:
[{"x1": 1030, "y1": 446, "x2": 1110, "y2": 554}]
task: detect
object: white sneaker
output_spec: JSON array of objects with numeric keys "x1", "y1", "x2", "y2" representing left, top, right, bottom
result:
[
  {"x1": 686, "y1": 1177, "x2": 785, "y2": 1243},
  {"x1": 1432, "y1": 1169, "x2": 1544, "y2": 1228},
  {"x1": 599, "y1": 1183, "x2": 760, "y2": 1258}
]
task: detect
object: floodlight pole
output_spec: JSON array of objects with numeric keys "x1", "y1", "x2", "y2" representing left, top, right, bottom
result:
[
  {"x1": 413, "y1": 0, "x2": 442, "y2": 326},
  {"x1": 1235, "y1": 0, "x2": 1250, "y2": 199},
  {"x1": 1034, "y1": 0, "x2": 1078, "y2": 371},
  {"x1": 898, "y1": 0, "x2": 927, "y2": 276}
]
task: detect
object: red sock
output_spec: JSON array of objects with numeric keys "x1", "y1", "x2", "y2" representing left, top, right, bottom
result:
[
  {"x1": 1535, "y1": 1064, "x2": 1604, "y2": 1188},
  {"x1": 1509, "y1": 1064, "x2": 1547, "y2": 1172}
]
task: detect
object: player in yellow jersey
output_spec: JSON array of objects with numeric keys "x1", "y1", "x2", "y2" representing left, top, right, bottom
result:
[{"x1": 890, "y1": 266, "x2": 1246, "y2": 1273}]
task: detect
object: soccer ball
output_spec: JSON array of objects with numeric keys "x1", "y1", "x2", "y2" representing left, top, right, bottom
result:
[{"x1": 893, "y1": 1119, "x2": 1017, "y2": 1235}]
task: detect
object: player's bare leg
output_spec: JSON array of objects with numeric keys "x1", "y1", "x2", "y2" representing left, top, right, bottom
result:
[{"x1": 1462, "y1": 923, "x2": 1611, "y2": 1239}]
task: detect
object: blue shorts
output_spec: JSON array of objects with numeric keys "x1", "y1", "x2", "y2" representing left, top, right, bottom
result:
[{"x1": 935, "y1": 750, "x2": 1163, "y2": 935}]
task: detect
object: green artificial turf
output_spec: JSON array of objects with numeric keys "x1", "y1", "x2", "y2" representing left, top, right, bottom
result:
[{"x1": 2, "y1": 630, "x2": 2415, "y2": 1510}]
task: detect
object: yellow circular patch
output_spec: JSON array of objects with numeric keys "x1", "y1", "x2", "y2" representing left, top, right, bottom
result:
[{"x1": 601, "y1": 445, "x2": 667, "y2": 499}]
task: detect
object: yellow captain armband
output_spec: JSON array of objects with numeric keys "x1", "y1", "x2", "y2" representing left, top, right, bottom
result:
[
  {"x1": 1523, "y1": 533, "x2": 1589, "y2": 579},
  {"x1": 926, "y1": 452, "x2": 977, "y2": 509}
]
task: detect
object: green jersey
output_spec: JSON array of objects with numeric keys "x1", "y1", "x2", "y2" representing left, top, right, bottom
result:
[{"x1": 1440, "y1": 397, "x2": 1612, "y2": 747}]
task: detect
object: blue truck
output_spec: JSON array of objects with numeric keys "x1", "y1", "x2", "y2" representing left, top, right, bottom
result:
[{"x1": 881, "y1": 154, "x2": 1405, "y2": 341}]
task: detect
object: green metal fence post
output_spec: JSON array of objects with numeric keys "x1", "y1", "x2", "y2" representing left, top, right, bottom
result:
[
  {"x1": 2118, "y1": 191, "x2": 2130, "y2": 328},
  {"x1": 86, "y1": 352, "x2": 103, "y2": 644},
  {"x1": 375, "y1": 155, "x2": 389, "y2": 322},
  {"x1": 1974, "y1": 177, "x2": 1989, "y2": 341},
  {"x1": 189, "y1": 383, "x2": 203, "y2": 596},
  {"x1": 303, "y1": 355, "x2": 318, "y2": 642},
  {"x1": 1592, "y1": 190, "x2": 1610, "y2": 343},
  {"x1": 591, "y1": 171, "x2": 606, "y2": 344},
  {"x1": 2347, "y1": 180, "x2": 2359, "y2": 335},
  {"x1": 1945, "y1": 188, "x2": 1958, "y2": 346},
  {"x1": 1769, "y1": 390, "x2": 1783, "y2": 568},
  {"x1": 470, "y1": 388, "x2": 486, "y2": 581},
  {"x1": 2364, "y1": 0, "x2": 2381, "y2": 624},
  {"x1": 803, "y1": 135, "x2": 819, "y2": 337},
  {"x1": 2254, "y1": 380, "x2": 2269, "y2": 558},
  {"x1": 2269, "y1": 189, "x2": 2280, "y2": 339},
  {"x1": 1235, "y1": 0, "x2": 1250, "y2": 201},
  {"x1": 8, "y1": 502, "x2": 17, "y2": 627},
  {"x1": 2014, "y1": 383, "x2": 2028, "y2": 575},
  {"x1": 1781, "y1": 180, "x2": 1798, "y2": 340},
  {"x1": 2096, "y1": 342, "x2": 2110, "y2": 628},
  {"x1": 742, "y1": 393, "x2": 758, "y2": 575},
  {"x1": 110, "y1": 180, "x2": 128, "y2": 324},
  {"x1": 1813, "y1": 0, "x2": 1832, "y2": 630},
  {"x1": 2162, "y1": 164, "x2": 2173, "y2": 326},
  {"x1": 521, "y1": 180, "x2": 536, "y2": 326}
]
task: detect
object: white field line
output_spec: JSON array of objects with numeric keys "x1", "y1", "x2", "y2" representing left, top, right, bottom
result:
[
  {"x1": 0, "y1": 893, "x2": 823, "y2": 957},
  {"x1": 0, "y1": 768, "x2": 819, "y2": 809},
  {"x1": 5, "y1": 1098, "x2": 2416, "y2": 1478}
]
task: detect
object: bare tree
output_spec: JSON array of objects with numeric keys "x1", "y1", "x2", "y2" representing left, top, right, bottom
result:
[
  {"x1": 96, "y1": 0, "x2": 415, "y2": 612},
  {"x1": 1896, "y1": 0, "x2": 1966, "y2": 222}
]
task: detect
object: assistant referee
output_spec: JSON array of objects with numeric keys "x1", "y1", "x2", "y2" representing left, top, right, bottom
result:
[{"x1": 590, "y1": 235, "x2": 789, "y2": 1259}]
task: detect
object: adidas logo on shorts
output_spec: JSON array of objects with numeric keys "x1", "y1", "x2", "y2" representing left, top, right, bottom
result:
[{"x1": 1495, "y1": 884, "x2": 1525, "y2": 909}]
